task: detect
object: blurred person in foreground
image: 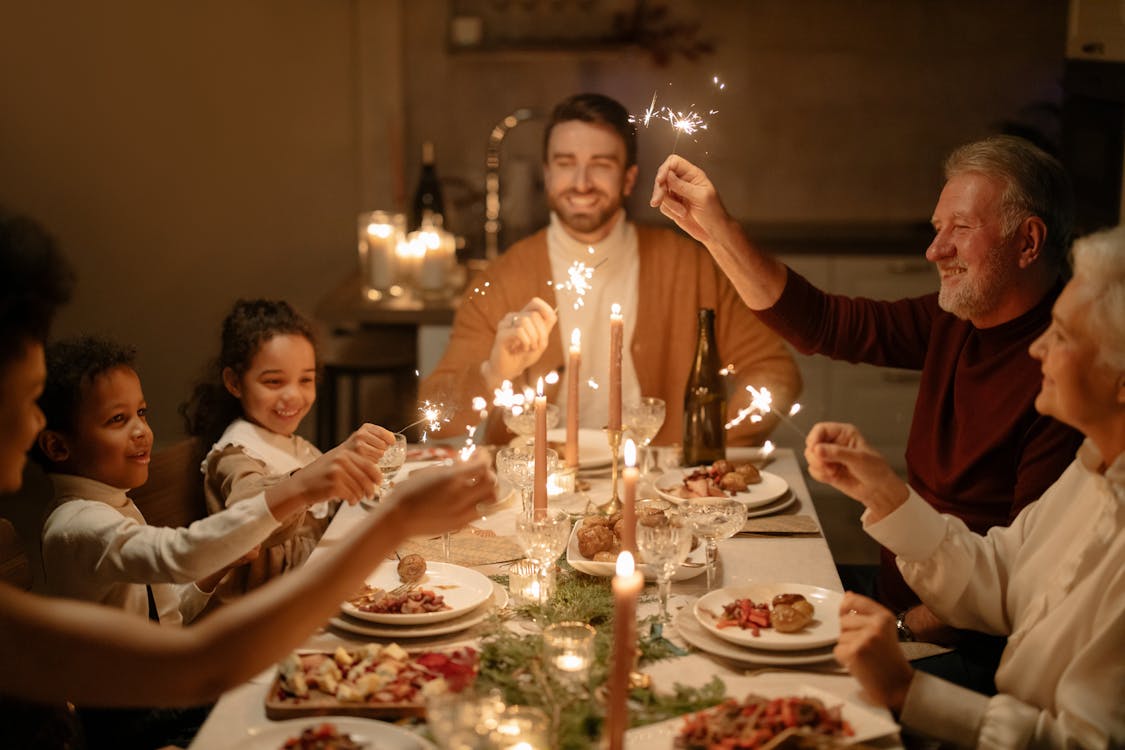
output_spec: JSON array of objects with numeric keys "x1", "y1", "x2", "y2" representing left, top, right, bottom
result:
[
  {"x1": 0, "y1": 209, "x2": 495, "y2": 745},
  {"x1": 650, "y1": 136, "x2": 1084, "y2": 690},
  {"x1": 805, "y1": 225, "x2": 1125, "y2": 748},
  {"x1": 422, "y1": 92, "x2": 800, "y2": 445}
]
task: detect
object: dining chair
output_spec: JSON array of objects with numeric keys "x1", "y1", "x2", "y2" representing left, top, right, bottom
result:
[{"x1": 129, "y1": 438, "x2": 207, "y2": 529}]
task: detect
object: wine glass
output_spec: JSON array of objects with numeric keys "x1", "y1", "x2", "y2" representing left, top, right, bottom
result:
[
  {"x1": 636, "y1": 509, "x2": 692, "y2": 622},
  {"x1": 496, "y1": 447, "x2": 558, "y2": 514},
  {"x1": 624, "y1": 397, "x2": 666, "y2": 477},
  {"x1": 679, "y1": 498, "x2": 745, "y2": 590},
  {"x1": 377, "y1": 433, "x2": 407, "y2": 492},
  {"x1": 502, "y1": 403, "x2": 560, "y2": 446},
  {"x1": 514, "y1": 508, "x2": 571, "y2": 605}
]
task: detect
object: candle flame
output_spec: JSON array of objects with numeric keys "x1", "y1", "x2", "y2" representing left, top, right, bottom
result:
[
  {"x1": 367, "y1": 222, "x2": 393, "y2": 238},
  {"x1": 616, "y1": 550, "x2": 636, "y2": 577},
  {"x1": 536, "y1": 376, "x2": 545, "y2": 396},
  {"x1": 571, "y1": 328, "x2": 581, "y2": 348},
  {"x1": 789, "y1": 402, "x2": 802, "y2": 417},
  {"x1": 610, "y1": 302, "x2": 622, "y2": 318},
  {"x1": 586, "y1": 378, "x2": 599, "y2": 390},
  {"x1": 762, "y1": 439, "x2": 775, "y2": 456},
  {"x1": 624, "y1": 438, "x2": 637, "y2": 468}
]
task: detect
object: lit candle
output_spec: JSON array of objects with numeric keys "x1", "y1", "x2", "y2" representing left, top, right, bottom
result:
[
  {"x1": 567, "y1": 328, "x2": 581, "y2": 468},
  {"x1": 555, "y1": 653, "x2": 586, "y2": 672},
  {"x1": 609, "y1": 303, "x2": 623, "y2": 431},
  {"x1": 533, "y1": 377, "x2": 547, "y2": 512},
  {"x1": 395, "y1": 236, "x2": 425, "y2": 288},
  {"x1": 607, "y1": 551, "x2": 643, "y2": 750},
  {"x1": 622, "y1": 439, "x2": 638, "y2": 553}
]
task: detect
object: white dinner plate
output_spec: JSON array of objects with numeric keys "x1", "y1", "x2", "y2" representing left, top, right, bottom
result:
[
  {"x1": 695, "y1": 584, "x2": 842, "y2": 651},
  {"x1": 330, "y1": 583, "x2": 507, "y2": 638},
  {"x1": 624, "y1": 678, "x2": 898, "y2": 748},
  {"x1": 674, "y1": 606, "x2": 837, "y2": 666},
  {"x1": 565, "y1": 521, "x2": 706, "y2": 581},
  {"x1": 236, "y1": 716, "x2": 436, "y2": 750},
  {"x1": 546, "y1": 427, "x2": 614, "y2": 469},
  {"x1": 655, "y1": 469, "x2": 789, "y2": 509},
  {"x1": 743, "y1": 491, "x2": 798, "y2": 519},
  {"x1": 340, "y1": 561, "x2": 494, "y2": 624}
]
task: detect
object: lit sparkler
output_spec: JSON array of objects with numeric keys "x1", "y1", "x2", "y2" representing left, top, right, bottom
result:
[
  {"x1": 725, "y1": 385, "x2": 806, "y2": 440},
  {"x1": 551, "y1": 256, "x2": 609, "y2": 312},
  {"x1": 397, "y1": 400, "x2": 449, "y2": 441}
]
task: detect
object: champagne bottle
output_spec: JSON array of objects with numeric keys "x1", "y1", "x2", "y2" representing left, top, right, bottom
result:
[
  {"x1": 411, "y1": 141, "x2": 445, "y2": 231},
  {"x1": 683, "y1": 308, "x2": 726, "y2": 466}
]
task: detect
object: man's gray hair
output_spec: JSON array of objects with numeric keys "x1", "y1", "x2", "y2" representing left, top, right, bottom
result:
[
  {"x1": 1071, "y1": 225, "x2": 1125, "y2": 372},
  {"x1": 944, "y1": 135, "x2": 1074, "y2": 274}
]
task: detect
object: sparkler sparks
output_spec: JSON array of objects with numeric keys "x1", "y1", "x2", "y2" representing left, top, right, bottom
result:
[
  {"x1": 725, "y1": 385, "x2": 806, "y2": 439},
  {"x1": 397, "y1": 400, "x2": 450, "y2": 441},
  {"x1": 551, "y1": 256, "x2": 608, "y2": 311},
  {"x1": 630, "y1": 77, "x2": 725, "y2": 154}
]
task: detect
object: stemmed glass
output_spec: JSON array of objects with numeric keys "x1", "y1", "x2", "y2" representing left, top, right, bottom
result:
[
  {"x1": 623, "y1": 397, "x2": 666, "y2": 477},
  {"x1": 679, "y1": 498, "x2": 745, "y2": 590},
  {"x1": 514, "y1": 508, "x2": 571, "y2": 606},
  {"x1": 502, "y1": 403, "x2": 560, "y2": 444},
  {"x1": 496, "y1": 447, "x2": 558, "y2": 514},
  {"x1": 377, "y1": 433, "x2": 407, "y2": 492},
  {"x1": 636, "y1": 509, "x2": 693, "y2": 622}
]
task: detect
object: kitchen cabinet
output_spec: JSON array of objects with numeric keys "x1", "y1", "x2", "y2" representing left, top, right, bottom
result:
[{"x1": 773, "y1": 254, "x2": 937, "y2": 474}]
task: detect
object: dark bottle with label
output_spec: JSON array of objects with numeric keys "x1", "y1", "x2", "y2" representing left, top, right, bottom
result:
[
  {"x1": 411, "y1": 141, "x2": 445, "y2": 231},
  {"x1": 682, "y1": 308, "x2": 726, "y2": 466}
]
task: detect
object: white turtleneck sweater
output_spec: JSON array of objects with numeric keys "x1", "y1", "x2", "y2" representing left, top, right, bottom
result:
[
  {"x1": 547, "y1": 210, "x2": 642, "y2": 430},
  {"x1": 40, "y1": 473, "x2": 280, "y2": 625}
]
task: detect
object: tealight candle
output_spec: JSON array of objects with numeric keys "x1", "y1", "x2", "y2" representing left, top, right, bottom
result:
[
  {"x1": 542, "y1": 621, "x2": 596, "y2": 682},
  {"x1": 509, "y1": 559, "x2": 554, "y2": 606}
]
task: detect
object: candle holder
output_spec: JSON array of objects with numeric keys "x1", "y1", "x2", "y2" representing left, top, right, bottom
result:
[
  {"x1": 602, "y1": 427, "x2": 623, "y2": 515},
  {"x1": 508, "y1": 559, "x2": 555, "y2": 607},
  {"x1": 543, "y1": 621, "x2": 596, "y2": 683}
]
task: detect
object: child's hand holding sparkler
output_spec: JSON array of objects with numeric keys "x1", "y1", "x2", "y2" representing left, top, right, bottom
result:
[{"x1": 482, "y1": 297, "x2": 557, "y2": 389}]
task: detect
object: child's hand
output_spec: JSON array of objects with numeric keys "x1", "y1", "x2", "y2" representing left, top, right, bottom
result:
[
  {"x1": 341, "y1": 423, "x2": 396, "y2": 459},
  {"x1": 295, "y1": 429, "x2": 386, "y2": 505},
  {"x1": 381, "y1": 456, "x2": 496, "y2": 538}
]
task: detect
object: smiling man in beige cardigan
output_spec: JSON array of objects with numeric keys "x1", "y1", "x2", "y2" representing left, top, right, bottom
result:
[{"x1": 421, "y1": 93, "x2": 800, "y2": 446}]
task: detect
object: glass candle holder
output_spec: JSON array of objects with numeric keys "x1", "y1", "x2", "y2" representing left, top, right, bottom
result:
[
  {"x1": 543, "y1": 621, "x2": 596, "y2": 682},
  {"x1": 357, "y1": 210, "x2": 405, "y2": 297},
  {"x1": 490, "y1": 705, "x2": 551, "y2": 749},
  {"x1": 508, "y1": 559, "x2": 554, "y2": 607}
]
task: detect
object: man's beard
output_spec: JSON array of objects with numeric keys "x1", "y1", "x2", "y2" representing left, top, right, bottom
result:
[
  {"x1": 936, "y1": 245, "x2": 1018, "y2": 321},
  {"x1": 548, "y1": 189, "x2": 624, "y2": 237}
]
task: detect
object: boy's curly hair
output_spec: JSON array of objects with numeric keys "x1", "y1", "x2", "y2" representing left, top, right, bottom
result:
[
  {"x1": 33, "y1": 336, "x2": 137, "y2": 467},
  {"x1": 180, "y1": 299, "x2": 318, "y2": 448}
]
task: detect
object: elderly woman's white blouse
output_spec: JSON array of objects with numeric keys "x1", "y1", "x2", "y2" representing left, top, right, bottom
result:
[{"x1": 865, "y1": 440, "x2": 1124, "y2": 749}]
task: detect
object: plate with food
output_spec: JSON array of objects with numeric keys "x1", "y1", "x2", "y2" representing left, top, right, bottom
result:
[
  {"x1": 673, "y1": 606, "x2": 836, "y2": 666},
  {"x1": 695, "y1": 583, "x2": 842, "y2": 651},
  {"x1": 330, "y1": 583, "x2": 507, "y2": 639},
  {"x1": 265, "y1": 643, "x2": 478, "y2": 721},
  {"x1": 565, "y1": 510, "x2": 706, "y2": 581},
  {"x1": 546, "y1": 427, "x2": 614, "y2": 469},
  {"x1": 655, "y1": 461, "x2": 789, "y2": 508},
  {"x1": 237, "y1": 717, "x2": 437, "y2": 750},
  {"x1": 624, "y1": 677, "x2": 898, "y2": 748},
  {"x1": 340, "y1": 558, "x2": 493, "y2": 625}
]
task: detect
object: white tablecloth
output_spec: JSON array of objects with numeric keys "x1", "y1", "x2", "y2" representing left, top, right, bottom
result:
[{"x1": 189, "y1": 448, "x2": 902, "y2": 748}]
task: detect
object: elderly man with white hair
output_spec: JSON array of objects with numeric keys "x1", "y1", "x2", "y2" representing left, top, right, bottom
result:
[{"x1": 804, "y1": 224, "x2": 1125, "y2": 748}]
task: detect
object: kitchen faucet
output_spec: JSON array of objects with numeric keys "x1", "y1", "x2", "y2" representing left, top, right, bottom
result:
[{"x1": 484, "y1": 107, "x2": 536, "y2": 259}]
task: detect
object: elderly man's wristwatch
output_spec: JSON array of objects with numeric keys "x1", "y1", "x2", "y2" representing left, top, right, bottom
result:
[{"x1": 895, "y1": 610, "x2": 916, "y2": 642}]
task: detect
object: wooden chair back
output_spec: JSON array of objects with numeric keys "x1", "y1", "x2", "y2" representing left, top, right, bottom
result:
[{"x1": 129, "y1": 438, "x2": 208, "y2": 528}]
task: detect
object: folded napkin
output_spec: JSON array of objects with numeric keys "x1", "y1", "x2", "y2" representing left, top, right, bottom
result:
[
  {"x1": 398, "y1": 528, "x2": 523, "y2": 567},
  {"x1": 739, "y1": 514, "x2": 821, "y2": 536}
]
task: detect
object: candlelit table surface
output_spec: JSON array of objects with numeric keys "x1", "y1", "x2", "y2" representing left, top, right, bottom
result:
[{"x1": 189, "y1": 448, "x2": 903, "y2": 749}]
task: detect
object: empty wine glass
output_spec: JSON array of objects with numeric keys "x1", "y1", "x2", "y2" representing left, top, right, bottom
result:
[
  {"x1": 679, "y1": 498, "x2": 745, "y2": 590},
  {"x1": 624, "y1": 396, "x2": 666, "y2": 477},
  {"x1": 377, "y1": 433, "x2": 407, "y2": 492},
  {"x1": 502, "y1": 403, "x2": 560, "y2": 443},
  {"x1": 496, "y1": 446, "x2": 558, "y2": 514},
  {"x1": 514, "y1": 508, "x2": 571, "y2": 605},
  {"x1": 636, "y1": 510, "x2": 692, "y2": 622}
]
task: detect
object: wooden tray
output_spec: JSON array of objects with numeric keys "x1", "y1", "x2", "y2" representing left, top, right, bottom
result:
[{"x1": 264, "y1": 646, "x2": 477, "y2": 720}]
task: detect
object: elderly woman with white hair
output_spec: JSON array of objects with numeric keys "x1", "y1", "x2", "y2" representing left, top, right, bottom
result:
[{"x1": 805, "y1": 225, "x2": 1125, "y2": 748}]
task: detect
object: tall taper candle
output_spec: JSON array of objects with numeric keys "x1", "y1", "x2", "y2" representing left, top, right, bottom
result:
[
  {"x1": 609, "y1": 303, "x2": 623, "y2": 431},
  {"x1": 567, "y1": 328, "x2": 581, "y2": 469},
  {"x1": 533, "y1": 376, "x2": 548, "y2": 512},
  {"x1": 608, "y1": 551, "x2": 643, "y2": 750},
  {"x1": 622, "y1": 439, "x2": 638, "y2": 553}
]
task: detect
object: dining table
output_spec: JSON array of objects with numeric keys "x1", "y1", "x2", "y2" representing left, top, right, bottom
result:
[{"x1": 188, "y1": 446, "x2": 905, "y2": 749}]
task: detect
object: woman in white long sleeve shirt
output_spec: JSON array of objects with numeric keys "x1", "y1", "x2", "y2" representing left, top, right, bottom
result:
[{"x1": 804, "y1": 225, "x2": 1125, "y2": 749}]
